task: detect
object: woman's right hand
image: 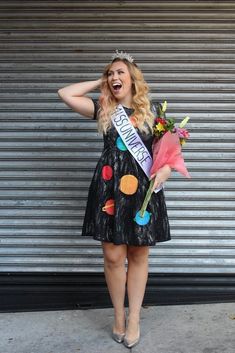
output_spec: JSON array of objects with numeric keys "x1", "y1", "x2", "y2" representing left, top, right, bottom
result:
[{"x1": 57, "y1": 78, "x2": 102, "y2": 118}]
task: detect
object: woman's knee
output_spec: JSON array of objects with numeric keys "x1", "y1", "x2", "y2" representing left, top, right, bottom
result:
[
  {"x1": 127, "y1": 246, "x2": 149, "y2": 264},
  {"x1": 102, "y1": 242, "x2": 127, "y2": 268}
]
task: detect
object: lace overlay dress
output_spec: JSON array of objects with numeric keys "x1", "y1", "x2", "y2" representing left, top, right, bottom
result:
[{"x1": 81, "y1": 100, "x2": 171, "y2": 246}]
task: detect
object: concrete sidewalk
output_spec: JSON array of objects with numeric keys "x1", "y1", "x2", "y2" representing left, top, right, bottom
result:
[{"x1": 0, "y1": 303, "x2": 234, "y2": 353}]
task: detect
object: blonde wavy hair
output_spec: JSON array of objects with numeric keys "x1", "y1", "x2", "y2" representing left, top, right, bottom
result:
[{"x1": 97, "y1": 58, "x2": 155, "y2": 134}]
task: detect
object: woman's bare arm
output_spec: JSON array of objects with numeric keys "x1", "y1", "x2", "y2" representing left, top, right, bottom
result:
[{"x1": 58, "y1": 78, "x2": 102, "y2": 118}]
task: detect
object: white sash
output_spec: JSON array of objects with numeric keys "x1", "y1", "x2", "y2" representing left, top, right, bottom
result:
[{"x1": 111, "y1": 104, "x2": 162, "y2": 193}]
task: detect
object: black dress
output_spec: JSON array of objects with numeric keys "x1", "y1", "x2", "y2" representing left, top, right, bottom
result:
[{"x1": 81, "y1": 100, "x2": 171, "y2": 246}]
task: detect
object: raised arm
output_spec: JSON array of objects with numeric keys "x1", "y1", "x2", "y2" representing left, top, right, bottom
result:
[{"x1": 57, "y1": 78, "x2": 102, "y2": 118}]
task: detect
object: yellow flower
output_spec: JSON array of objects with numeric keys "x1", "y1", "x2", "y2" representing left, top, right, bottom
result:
[{"x1": 156, "y1": 122, "x2": 165, "y2": 133}]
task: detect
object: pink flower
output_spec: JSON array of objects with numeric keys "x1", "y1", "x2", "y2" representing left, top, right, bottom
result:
[{"x1": 175, "y1": 127, "x2": 190, "y2": 139}]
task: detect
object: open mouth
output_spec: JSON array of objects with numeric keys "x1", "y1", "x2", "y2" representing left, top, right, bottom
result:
[{"x1": 112, "y1": 83, "x2": 122, "y2": 92}]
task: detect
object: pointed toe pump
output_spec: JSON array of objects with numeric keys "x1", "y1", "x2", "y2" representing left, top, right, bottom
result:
[
  {"x1": 112, "y1": 331, "x2": 126, "y2": 343},
  {"x1": 123, "y1": 326, "x2": 140, "y2": 348}
]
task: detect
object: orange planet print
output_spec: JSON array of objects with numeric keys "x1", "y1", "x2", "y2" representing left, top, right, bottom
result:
[
  {"x1": 102, "y1": 199, "x2": 115, "y2": 215},
  {"x1": 119, "y1": 175, "x2": 138, "y2": 195}
]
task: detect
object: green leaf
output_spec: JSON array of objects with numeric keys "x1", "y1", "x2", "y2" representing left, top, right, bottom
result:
[{"x1": 166, "y1": 118, "x2": 175, "y2": 131}]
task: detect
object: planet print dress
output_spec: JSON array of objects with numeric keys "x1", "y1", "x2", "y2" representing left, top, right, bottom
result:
[{"x1": 81, "y1": 99, "x2": 171, "y2": 246}]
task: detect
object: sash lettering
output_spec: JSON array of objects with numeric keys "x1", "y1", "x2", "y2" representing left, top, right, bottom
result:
[{"x1": 111, "y1": 105, "x2": 162, "y2": 193}]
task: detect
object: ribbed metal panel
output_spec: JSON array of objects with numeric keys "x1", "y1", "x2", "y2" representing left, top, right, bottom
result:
[{"x1": 0, "y1": 0, "x2": 234, "y2": 273}]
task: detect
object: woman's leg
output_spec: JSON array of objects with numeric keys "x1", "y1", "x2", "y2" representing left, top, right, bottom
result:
[
  {"x1": 102, "y1": 242, "x2": 127, "y2": 333},
  {"x1": 126, "y1": 245, "x2": 149, "y2": 340}
]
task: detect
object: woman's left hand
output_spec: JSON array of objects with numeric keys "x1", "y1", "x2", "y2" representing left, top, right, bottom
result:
[{"x1": 150, "y1": 164, "x2": 171, "y2": 191}]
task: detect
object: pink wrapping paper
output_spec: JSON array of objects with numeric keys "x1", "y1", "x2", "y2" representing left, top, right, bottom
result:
[{"x1": 150, "y1": 131, "x2": 191, "y2": 178}]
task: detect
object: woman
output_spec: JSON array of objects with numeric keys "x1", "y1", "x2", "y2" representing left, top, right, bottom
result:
[{"x1": 58, "y1": 51, "x2": 171, "y2": 348}]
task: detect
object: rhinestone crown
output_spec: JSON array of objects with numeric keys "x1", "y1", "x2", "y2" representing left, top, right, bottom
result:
[{"x1": 111, "y1": 49, "x2": 134, "y2": 63}]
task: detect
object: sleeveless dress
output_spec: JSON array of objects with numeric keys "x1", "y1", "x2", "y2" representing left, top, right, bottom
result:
[{"x1": 81, "y1": 100, "x2": 171, "y2": 246}]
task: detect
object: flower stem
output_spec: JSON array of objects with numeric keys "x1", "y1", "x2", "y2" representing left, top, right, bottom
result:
[{"x1": 139, "y1": 179, "x2": 155, "y2": 217}]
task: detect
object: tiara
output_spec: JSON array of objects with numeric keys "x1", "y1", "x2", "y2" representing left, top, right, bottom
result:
[{"x1": 111, "y1": 49, "x2": 134, "y2": 63}]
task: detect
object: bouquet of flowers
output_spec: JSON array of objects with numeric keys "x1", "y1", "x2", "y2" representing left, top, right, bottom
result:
[{"x1": 134, "y1": 101, "x2": 191, "y2": 226}]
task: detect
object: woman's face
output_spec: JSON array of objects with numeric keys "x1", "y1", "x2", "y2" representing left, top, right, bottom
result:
[{"x1": 107, "y1": 60, "x2": 133, "y2": 102}]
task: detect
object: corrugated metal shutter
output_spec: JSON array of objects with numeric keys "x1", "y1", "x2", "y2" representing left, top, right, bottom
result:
[{"x1": 0, "y1": 0, "x2": 234, "y2": 274}]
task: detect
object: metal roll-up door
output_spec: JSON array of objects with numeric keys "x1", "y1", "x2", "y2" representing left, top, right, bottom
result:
[{"x1": 0, "y1": 0, "x2": 234, "y2": 277}]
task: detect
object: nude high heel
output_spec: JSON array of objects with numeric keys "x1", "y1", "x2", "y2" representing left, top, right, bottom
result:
[
  {"x1": 112, "y1": 311, "x2": 126, "y2": 343},
  {"x1": 123, "y1": 322, "x2": 140, "y2": 348},
  {"x1": 112, "y1": 331, "x2": 125, "y2": 343}
]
